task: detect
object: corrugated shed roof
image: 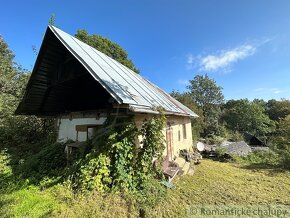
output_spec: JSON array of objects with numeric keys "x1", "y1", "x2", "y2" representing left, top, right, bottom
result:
[{"x1": 17, "y1": 25, "x2": 198, "y2": 118}]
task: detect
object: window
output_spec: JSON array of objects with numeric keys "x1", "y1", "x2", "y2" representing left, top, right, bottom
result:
[
  {"x1": 178, "y1": 130, "x2": 181, "y2": 141},
  {"x1": 182, "y1": 124, "x2": 187, "y2": 139}
]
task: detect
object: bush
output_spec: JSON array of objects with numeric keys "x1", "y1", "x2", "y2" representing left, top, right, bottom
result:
[
  {"x1": 205, "y1": 135, "x2": 224, "y2": 145},
  {"x1": 280, "y1": 152, "x2": 290, "y2": 170},
  {"x1": 238, "y1": 150, "x2": 280, "y2": 166},
  {"x1": 20, "y1": 142, "x2": 67, "y2": 179},
  {"x1": 0, "y1": 116, "x2": 56, "y2": 146},
  {"x1": 215, "y1": 147, "x2": 227, "y2": 159},
  {"x1": 69, "y1": 112, "x2": 166, "y2": 194},
  {"x1": 229, "y1": 131, "x2": 244, "y2": 142},
  {"x1": 135, "y1": 177, "x2": 166, "y2": 216},
  {"x1": 74, "y1": 153, "x2": 112, "y2": 193}
]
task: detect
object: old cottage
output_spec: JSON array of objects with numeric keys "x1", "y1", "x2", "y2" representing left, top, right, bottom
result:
[{"x1": 16, "y1": 25, "x2": 198, "y2": 161}]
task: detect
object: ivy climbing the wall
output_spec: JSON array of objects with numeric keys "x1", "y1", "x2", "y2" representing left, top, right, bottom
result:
[
  {"x1": 135, "y1": 112, "x2": 166, "y2": 188},
  {"x1": 69, "y1": 110, "x2": 166, "y2": 194}
]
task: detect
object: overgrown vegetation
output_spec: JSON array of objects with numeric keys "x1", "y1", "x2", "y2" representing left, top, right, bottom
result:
[
  {"x1": 235, "y1": 150, "x2": 281, "y2": 167},
  {"x1": 171, "y1": 75, "x2": 290, "y2": 170},
  {"x1": 0, "y1": 34, "x2": 56, "y2": 149},
  {"x1": 0, "y1": 114, "x2": 168, "y2": 217},
  {"x1": 233, "y1": 110, "x2": 290, "y2": 170},
  {"x1": 68, "y1": 113, "x2": 166, "y2": 196},
  {"x1": 1, "y1": 158, "x2": 289, "y2": 217},
  {"x1": 1, "y1": 23, "x2": 290, "y2": 217},
  {"x1": 0, "y1": 29, "x2": 168, "y2": 217}
]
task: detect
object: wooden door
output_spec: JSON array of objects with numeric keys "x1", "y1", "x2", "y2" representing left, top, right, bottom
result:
[{"x1": 166, "y1": 127, "x2": 173, "y2": 161}]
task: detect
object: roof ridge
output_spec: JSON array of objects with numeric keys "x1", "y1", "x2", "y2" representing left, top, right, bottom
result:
[{"x1": 17, "y1": 25, "x2": 198, "y2": 117}]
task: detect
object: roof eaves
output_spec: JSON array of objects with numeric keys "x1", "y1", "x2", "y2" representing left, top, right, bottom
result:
[{"x1": 129, "y1": 104, "x2": 198, "y2": 118}]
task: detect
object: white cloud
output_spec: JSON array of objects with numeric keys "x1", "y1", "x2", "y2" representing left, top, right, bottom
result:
[
  {"x1": 186, "y1": 37, "x2": 273, "y2": 73},
  {"x1": 187, "y1": 53, "x2": 194, "y2": 64},
  {"x1": 254, "y1": 87, "x2": 284, "y2": 95},
  {"x1": 272, "y1": 88, "x2": 282, "y2": 94},
  {"x1": 199, "y1": 44, "x2": 256, "y2": 72},
  {"x1": 186, "y1": 53, "x2": 196, "y2": 70},
  {"x1": 177, "y1": 79, "x2": 189, "y2": 85},
  {"x1": 254, "y1": 88, "x2": 265, "y2": 92}
]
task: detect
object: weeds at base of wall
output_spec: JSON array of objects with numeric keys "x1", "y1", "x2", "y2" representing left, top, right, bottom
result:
[
  {"x1": 67, "y1": 112, "x2": 167, "y2": 206},
  {"x1": 0, "y1": 112, "x2": 168, "y2": 217}
]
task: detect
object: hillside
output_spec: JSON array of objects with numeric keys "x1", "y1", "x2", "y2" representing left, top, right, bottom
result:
[{"x1": 1, "y1": 156, "x2": 289, "y2": 217}]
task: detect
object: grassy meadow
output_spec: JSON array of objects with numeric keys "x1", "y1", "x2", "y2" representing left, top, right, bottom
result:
[{"x1": 1, "y1": 153, "x2": 289, "y2": 217}]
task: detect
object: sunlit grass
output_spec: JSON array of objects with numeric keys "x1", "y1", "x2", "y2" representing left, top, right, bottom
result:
[
  {"x1": 1, "y1": 159, "x2": 289, "y2": 217},
  {"x1": 0, "y1": 187, "x2": 61, "y2": 218},
  {"x1": 146, "y1": 159, "x2": 290, "y2": 217}
]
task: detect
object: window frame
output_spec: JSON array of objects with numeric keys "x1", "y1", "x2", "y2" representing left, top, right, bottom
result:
[{"x1": 182, "y1": 124, "x2": 187, "y2": 139}]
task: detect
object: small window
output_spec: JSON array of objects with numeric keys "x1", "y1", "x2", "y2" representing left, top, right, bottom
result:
[
  {"x1": 178, "y1": 130, "x2": 181, "y2": 141},
  {"x1": 182, "y1": 124, "x2": 187, "y2": 139}
]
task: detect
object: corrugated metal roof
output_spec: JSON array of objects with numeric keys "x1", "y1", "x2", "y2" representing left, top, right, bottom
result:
[
  {"x1": 49, "y1": 26, "x2": 198, "y2": 117},
  {"x1": 17, "y1": 25, "x2": 198, "y2": 118}
]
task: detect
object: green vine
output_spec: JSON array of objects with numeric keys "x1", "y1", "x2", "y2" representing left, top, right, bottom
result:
[
  {"x1": 135, "y1": 112, "x2": 166, "y2": 186},
  {"x1": 69, "y1": 110, "x2": 166, "y2": 194},
  {"x1": 109, "y1": 123, "x2": 137, "y2": 192},
  {"x1": 77, "y1": 153, "x2": 111, "y2": 192}
]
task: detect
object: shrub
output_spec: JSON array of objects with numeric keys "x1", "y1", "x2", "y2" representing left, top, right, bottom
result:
[
  {"x1": 0, "y1": 92, "x2": 56, "y2": 147},
  {"x1": 239, "y1": 150, "x2": 280, "y2": 166},
  {"x1": 280, "y1": 152, "x2": 290, "y2": 170},
  {"x1": 135, "y1": 113, "x2": 166, "y2": 186},
  {"x1": 69, "y1": 111, "x2": 166, "y2": 194},
  {"x1": 229, "y1": 131, "x2": 244, "y2": 142},
  {"x1": 215, "y1": 147, "x2": 227, "y2": 158},
  {"x1": 205, "y1": 135, "x2": 224, "y2": 145},
  {"x1": 20, "y1": 142, "x2": 67, "y2": 179},
  {"x1": 135, "y1": 177, "x2": 167, "y2": 216},
  {"x1": 74, "y1": 153, "x2": 112, "y2": 193}
]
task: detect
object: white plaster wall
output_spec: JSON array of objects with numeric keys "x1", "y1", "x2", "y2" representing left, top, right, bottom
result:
[{"x1": 57, "y1": 117, "x2": 106, "y2": 142}]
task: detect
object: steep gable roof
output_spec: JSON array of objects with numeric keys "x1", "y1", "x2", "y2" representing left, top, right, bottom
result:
[{"x1": 16, "y1": 25, "x2": 198, "y2": 117}]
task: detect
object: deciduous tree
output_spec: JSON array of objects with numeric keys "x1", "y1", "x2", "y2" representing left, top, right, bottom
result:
[
  {"x1": 223, "y1": 99, "x2": 275, "y2": 142},
  {"x1": 75, "y1": 29, "x2": 139, "y2": 73},
  {"x1": 0, "y1": 36, "x2": 54, "y2": 145},
  {"x1": 266, "y1": 99, "x2": 290, "y2": 121},
  {"x1": 186, "y1": 74, "x2": 224, "y2": 136},
  {"x1": 170, "y1": 90, "x2": 205, "y2": 140}
]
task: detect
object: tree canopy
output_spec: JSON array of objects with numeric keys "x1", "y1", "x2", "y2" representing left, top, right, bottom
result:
[
  {"x1": 270, "y1": 115, "x2": 290, "y2": 151},
  {"x1": 75, "y1": 29, "x2": 139, "y2": 73},
  {"x1": 186, "y1": 74, "x2": 224, "y2": 136},
  {"x1": 222, "y1": 99, "x2": 275, "y2": 141},
  {"x1": 0, "y1": 36, "x2": 53, "y2": 145},
  {"x1": 0, "y1": 35, "x2": 28, "y2": 110},
  {"x1": 0, "y1": 36, "x2": 23, "y2": 96},
  {"x1": 170, "y1": 91, "x2": 205, "y2": 139},
  {"x1": 171, "y1": 74, "x2": 289, "y2": 144},
  {"x1": 187, "y1": 74, "x2": 224, "y2": 110},
  {"x1": 266, "y1": 99, "x2": 290, "y2": 121}
]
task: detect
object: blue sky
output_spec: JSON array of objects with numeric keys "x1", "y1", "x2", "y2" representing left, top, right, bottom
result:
[{"x1": 1, "y1": 0, "x2": 290, "y2": 100}]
